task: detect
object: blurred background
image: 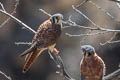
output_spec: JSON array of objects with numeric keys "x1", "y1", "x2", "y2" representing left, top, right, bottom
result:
[{"x1": 0, "y1": 0, "x2": 120, "y2": 80}]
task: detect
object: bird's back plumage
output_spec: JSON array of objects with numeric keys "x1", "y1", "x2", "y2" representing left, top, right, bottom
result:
[{"x1": 32, "y1": 19, "x2": 61, "y2": 48}]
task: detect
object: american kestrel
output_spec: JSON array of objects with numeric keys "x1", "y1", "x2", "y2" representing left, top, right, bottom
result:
[
  {"x1": 20, "y1": 13, "x2": 63, "y2": 73},
  {"x1": 80, "y1": 45, "x2": 105, "y2": 80}
]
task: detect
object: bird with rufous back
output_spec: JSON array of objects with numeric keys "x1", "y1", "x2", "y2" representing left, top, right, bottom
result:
[
  {"x1": 80, "y1": 45, "x2": 105, "y2": 80},
  {"x1": 20, "y1": 13, "x2": 63, "y2": 73}
]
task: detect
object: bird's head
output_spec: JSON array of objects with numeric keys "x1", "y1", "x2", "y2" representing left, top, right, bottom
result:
[
  {"x1": 50, "y1": 13, "x2": 63, "y2": 24},
  {"x1": 81, "y1": 45, "x2": 95, "y2": 58}
]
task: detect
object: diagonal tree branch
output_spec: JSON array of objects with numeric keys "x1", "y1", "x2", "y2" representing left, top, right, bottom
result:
[
  {"x1": 88, "y1": 0, "x2": 120, "y2": 22},
  {"x1": 0, "y1": 70, "x2": 12, "y2": 80},
  {"x1": 15, "y1": 42, "x2": 32, "y2": 46},
  {"x1": 0, "y1": 9, "x2": 36, "y2": 33},
  {"x1": 0, "y1": 0, "x2": 19, "y2": 28},
  {"x1": 104, "y1": 68, "x2": 120, "y2": 80}
]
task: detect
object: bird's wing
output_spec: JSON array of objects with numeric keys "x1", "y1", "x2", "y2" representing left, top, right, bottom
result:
[
  {"x1": 32, "y1": 19, "x2": 56, "y2": 48},
  {"x1": 20, "y1": 41, "x2": 37, "y2": 57},
  {"x1": 20, "y1": 20, "x2": 51, "y2": 57},
  {"x1": 32, "y1": 19, "x2": 52, "y2": 43},
  {"x1": 80, "y1": 74, "x2": 86, "y2": 80},
  {"x1": 97, "y1": 56, "x2": 106, "y2": 80},
  {"x1": 80, "y1": 58, "x2": 86, "y2": 80}
]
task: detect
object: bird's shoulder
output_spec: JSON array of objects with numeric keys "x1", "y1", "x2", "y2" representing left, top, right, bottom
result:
[
  {"x1": 38, "y1": 19, "x2": 52, "y2": 31},
  {"x1": 94, "y1": 54, "x2": 104, "y2": 66}
]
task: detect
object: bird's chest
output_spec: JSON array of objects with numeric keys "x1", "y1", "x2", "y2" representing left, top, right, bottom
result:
[
  {"x1": 45, "y1": 24, "x2": 61, "y2": 40},
  {"x1": 81, "y1": 57, "x2": 101, "y2": 77},
  {"x1": 37, "y1": 24, "x2": 61, "y2": 46}
]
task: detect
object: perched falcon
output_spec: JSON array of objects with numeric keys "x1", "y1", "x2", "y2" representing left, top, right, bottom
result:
[
  {"x1": 20, "y1": 13, "x2": 63, "y2": 73},
  {"x1": 80, "y1": 45, "x2": 105, "y2": 80}
]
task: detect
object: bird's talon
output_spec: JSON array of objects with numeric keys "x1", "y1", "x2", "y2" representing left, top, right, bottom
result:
[{"x1": 52, "y1": 48, "x2": 59, "y2": 54}]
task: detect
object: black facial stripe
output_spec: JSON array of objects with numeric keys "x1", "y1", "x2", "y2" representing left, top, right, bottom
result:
[
  {"x1": 52, "y1": 17, "x2": 55, "y2": 23},
  {"x1": 56, "y1": 17, "x2": 59, "y2": 23}
]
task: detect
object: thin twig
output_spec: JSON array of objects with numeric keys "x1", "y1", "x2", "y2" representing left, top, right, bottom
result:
[
  {"x1": 0, "y1": 71, "x2": 12, "y2": 80},
  {"x1": 39, "y1": 9, "x2": 52, "y2": 17},
  {"x1": 66, "y1": 31, "x2": 109, "y2": 37},
  {"x1": 0, "y1": 0, "x2": 19, "y2": 28},
  {"x1": 0, "y1": 9, "x2": 36, "y2": 33},
  {"x1": 101, "y1": 40, "x2": 120, "y2": 45},
  {"x1": 104, "y1": 68, "x2": 120, "y2": 80},
  {"x1": 76, "y1": 0, "x2": 89, "y2": 7},
  {"x1": 117, "y1": 3, "x2": 120, "y2": 9},
  {"x1": 0, "y1": 2, "x2": 6, "y2": 11},
  {"x1": 88, "y1": 0, "x2": 120, "y2": 22},
  {"x1": 15, "y1": 42, "x2": 32, "y2": 46},
  {"x1": 72, "y1": 5, "x2": 100, "y2": 28},
  {"x1": 48, "y1": 50, "x2": 74, "y2": 80},
  {"x1": 109, "y1": 0, "x2": 120, "y2": 3},
  {"x1": 100, "y1": 33, "x2": 117, "y2": 45}
]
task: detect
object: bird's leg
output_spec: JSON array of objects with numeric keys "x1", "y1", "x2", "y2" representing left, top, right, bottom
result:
[
  {"x1": 48, "y1": 49, "x2": 74, "y2": 80},
  {"x1": 48, "y1": 49, "x2": 60, "y2": 68},
  {"x1": 52, "y1": 48, "x2": 59, "y2": 54}
]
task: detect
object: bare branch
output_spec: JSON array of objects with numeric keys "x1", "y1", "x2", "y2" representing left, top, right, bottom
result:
[
  {"x1": 0, "y1": 9, "x2": 36, "y2": 33},
  {"x1": 72, "y1": 5, "x2": 99, "y2": 28},
  {"x1": 66, "y1": 31, "x2": 109, "y2": 37},
  {"x1": 0, "y1": 0, "x2": 19, "y2": 28},
  {"x1": 0, "y1": 70, "x2": 12, "y2": 80},
  {"x1": 61, "y1": 4, "x2": 120, "y2": 45},
  {"x1": 15, "y1": 42, "x2": 32, "y2": 46},
  {"x1": 109, "y1": 0, "x2": 120, "y2": 11},
  {"x1": 88, "y1": 0, "x2": 120, "y2": 22},
  {"x1": 109, "y1": 0, "x2": 120, "y2": 3},
  {"x1": 76, "y1": 0, "x2": 88, "y2": 7},
  {"x1": 39, "y1": 9, "x2": 52, "y2": 17},
  {"x1": 48, "y1": 50, "x2": 74, "y2": 80},
  {"x1": 0, "y1": 2, "x2": 6, "y2": 11},
  {"x1": 100, "y1": 33, "x2": 118, "y2": 45},
  {"x1": 104, "y1": 68, "x2": 120, "y2": 80},
  {"x1": 101, "y1": 40, "x2": 120, "y2": 45}
]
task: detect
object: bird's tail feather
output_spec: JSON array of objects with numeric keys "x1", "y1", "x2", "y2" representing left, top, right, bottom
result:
[{"x1": 22, "y1": 49, "x2": 43, "y2": 73}]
